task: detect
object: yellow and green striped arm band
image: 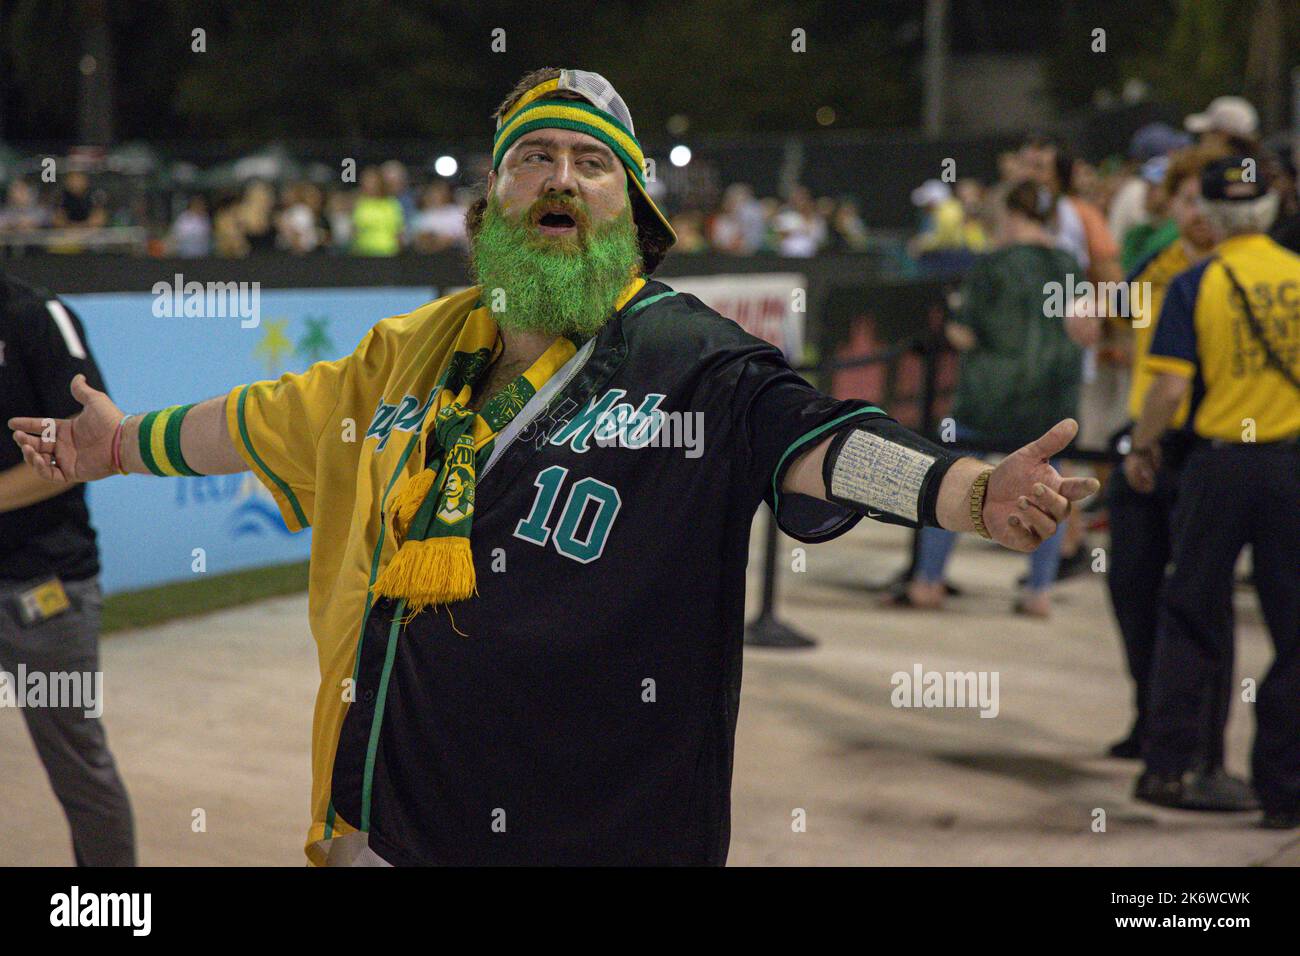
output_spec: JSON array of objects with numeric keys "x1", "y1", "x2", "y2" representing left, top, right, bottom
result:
[{"x1": 137, "y1": 404, "x2": 202, "y2": 477}]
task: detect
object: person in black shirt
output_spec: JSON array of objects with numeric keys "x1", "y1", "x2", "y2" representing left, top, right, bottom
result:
[
  {"x1": 0, "y1": 268, "x2": 135, "y2": 865},
  {"x1": 1267, "y1": 144, "x2": 1300, "y2": 255},
  {"x1": 52, "y1": 171, "x2": 107, "y2": 229}
]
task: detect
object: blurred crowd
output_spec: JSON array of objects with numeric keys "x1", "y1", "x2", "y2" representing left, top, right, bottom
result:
[
  {"x1": 0, "y1": 155, "x2": 873, "y2": 260},
  {"x1": 894, "y1": 93, "x2": 1298, "y2": 617},
  {"x1": 0, "y1": 96, "x2": 1295, "y2": 270},
  {"x1": 0, "y1": 159, "x2": 480, "y2": 258},
  {"x1": 191, "y1": 163, "x2": 479, "y2": 258},
  {"x1": 905, "y1": 95, "x2": 1299, "y2": 276},
  {"x1": 900, "y1": 98, "x2": 1298, "y2": 616},
  {"x1": 667, "y1": 183, "x2": 871, "y2": 256},
  {"x1": 888, "y1": 96, "x2": 1300, "y2": 826}
]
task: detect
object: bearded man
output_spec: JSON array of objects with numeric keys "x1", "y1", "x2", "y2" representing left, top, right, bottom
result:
[{"x1": 10, "y1": 69, "x2": 1097, "y2": 866}]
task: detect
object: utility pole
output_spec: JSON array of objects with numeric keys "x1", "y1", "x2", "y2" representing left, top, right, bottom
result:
[
  {"x1": 0, "y1": 0, "x2": 8, "y2": 142},
  {"x1": 76, "y1": 0, "x2": 115, "y2": 144},
  {"x1": 1245, "y1": 0, "x2": 1284, "y2": 134},
  {"x1": 922, "y1": 0, "x2": 948, "y2": 138}
]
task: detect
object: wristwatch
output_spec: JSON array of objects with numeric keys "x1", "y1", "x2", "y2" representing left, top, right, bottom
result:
[{"x1": 969, "y1": 468, "x2": 994, "y2": 540}]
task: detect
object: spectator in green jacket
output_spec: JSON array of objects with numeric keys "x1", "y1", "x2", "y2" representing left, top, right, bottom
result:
[{"x1": 895, "y1": 181, "x2": 1085, "y2": 617}]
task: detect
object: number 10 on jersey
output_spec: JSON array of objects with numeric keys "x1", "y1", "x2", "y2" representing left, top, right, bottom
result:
[{"x1": 514, "y1": 465, "x2": 622, "y2": 563}]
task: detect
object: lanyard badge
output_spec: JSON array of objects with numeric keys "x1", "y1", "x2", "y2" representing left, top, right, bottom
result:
[{"x1": 14, "y1": 577, "x2": 72, "y2": 626}]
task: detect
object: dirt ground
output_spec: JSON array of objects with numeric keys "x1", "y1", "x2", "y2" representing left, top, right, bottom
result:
[{"x1": 2, "y1": 519, "x2": 1296, "y2": 866}]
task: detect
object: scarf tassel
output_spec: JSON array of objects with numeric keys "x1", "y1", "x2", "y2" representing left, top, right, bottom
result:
[
  {"x1": 366, "y1": 311, "x2": 578, "y2": 618},
  {"x1": 372, "y1": 465, "x2": 477, "y2": 613},
  {"x1": 389, "y1": 466, "x2": 437, "y2": 540},
  {"x1": 372, "y1": 536, "x2": 477, "y2": 613}
]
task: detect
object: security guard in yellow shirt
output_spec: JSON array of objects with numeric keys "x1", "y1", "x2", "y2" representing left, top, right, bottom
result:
[
  {"x1": 1103, "y1": 147, "x2": 1240, "y2": 782},
  {"x1": 1125, "y1": 157, "x2": 1300, "y2": 828}
]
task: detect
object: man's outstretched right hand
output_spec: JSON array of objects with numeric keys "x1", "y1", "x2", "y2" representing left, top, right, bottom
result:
[{"x1": 8, "y1": 373, "x2": 124, "y2": 485}]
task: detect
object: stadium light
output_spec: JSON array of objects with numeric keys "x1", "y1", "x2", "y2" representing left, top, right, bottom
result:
[
  {"x1": 434, "y1": 155, "x2": 458, "y2": 177},
  {"x1": 669, "y1": 145, "x2": 691, "y2": 167}
]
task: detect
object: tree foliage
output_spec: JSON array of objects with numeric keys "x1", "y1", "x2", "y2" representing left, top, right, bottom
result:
[{"x1": 0, "y1": 0, "x2": 1293, "y2": 145}]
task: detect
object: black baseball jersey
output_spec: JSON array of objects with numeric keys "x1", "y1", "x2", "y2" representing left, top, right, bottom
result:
[
  {"x1": 329, "y1": 278, "x2": 888, "y2": 864},
  {"x1": 0, "y1": 273, "x2": 105, "y2": 582}
]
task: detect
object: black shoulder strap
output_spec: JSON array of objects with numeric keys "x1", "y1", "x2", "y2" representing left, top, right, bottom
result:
[{"x1": 1216, "y1": 256, "x2": 1300, "y2": 394}]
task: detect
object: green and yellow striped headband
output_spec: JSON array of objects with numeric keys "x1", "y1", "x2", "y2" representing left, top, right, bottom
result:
[
  {"x1": 493, "y1": 99, "x2": 647, "y2": 187},
  {"x1": 490, "y1": 69, "x2": 676, "y2": 255}
]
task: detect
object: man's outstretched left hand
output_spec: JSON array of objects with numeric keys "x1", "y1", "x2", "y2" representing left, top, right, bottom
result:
[{"x1": 983, "y1": 419, "x2": 1100, "y2": 553}]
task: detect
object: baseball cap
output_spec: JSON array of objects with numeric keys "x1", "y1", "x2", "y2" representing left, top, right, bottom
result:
[
  {"x1": 1129, "y1": 122, "x2": 1191, "y2": 162},
  {"x1": 1184, "y1": 96, "x2": 1259, "y2": 138},
  {"x1": 1200, "y1": 156, "x2": 1273, "y2": 202},
  {"x1": 910, "y1": 179, "x2": 952, "y2": 207},
  {"x1": 1139, "y1": 155, "x2": 1169, "y2": 185},
  {"x1": 492, "y1": 69, "x2": 676, "y2": 270}
]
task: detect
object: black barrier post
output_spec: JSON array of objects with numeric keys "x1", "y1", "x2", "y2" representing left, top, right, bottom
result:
[
  {"x1": 885, "y1": 315, "x2": 952, "y2": 598},
  {"x1": 744, "y1": 504, "x2": 815, "y2": 648},
  {"x1": 745, "y1": 333, "x2": 938, "y2": 643},
  {"x1": 743, "y1": 321, "x2": 840, "y2": 650},
  {"x1": 907, "y1": 334, "x2": 941, "y2": 580}
]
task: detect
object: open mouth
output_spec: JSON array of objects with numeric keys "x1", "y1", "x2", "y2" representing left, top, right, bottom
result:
[
  {"x1": 537, "y1": 211, "x2": 577, "y2": 235},
  {"x1": 534, "y1": 206, "x2": 580, "y2": 236}
]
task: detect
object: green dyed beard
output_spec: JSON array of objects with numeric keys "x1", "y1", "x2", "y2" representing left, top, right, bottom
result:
[{"x1": 470, "y1": 192, "x2": 641, "y2": 338}]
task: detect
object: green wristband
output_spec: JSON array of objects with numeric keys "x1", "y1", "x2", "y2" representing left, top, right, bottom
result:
[{"x1": 137, "y1": 403, "x2": 201, "y2": 476}]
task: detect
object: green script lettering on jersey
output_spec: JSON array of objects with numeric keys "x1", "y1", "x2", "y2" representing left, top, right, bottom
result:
[
  {"x1": 365, "y1": 391, "x2": 435, "y2": 450},
  {"x1": 550, "y1": 388, "x2": 667, "y2": 452}
]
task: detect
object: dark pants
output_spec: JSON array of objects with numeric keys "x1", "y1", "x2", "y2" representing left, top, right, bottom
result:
[
  {"x1": 1107, "y1": 457, "x2": 1176, "y2": 748},
  {"x1": 1144, "y1": 441, "x2": 1300, "y2": 813},
  {"x1": 0, "y1": 576, "x2": 136, "y2": 865},
  {"x1": 1107, "y1": 451, "x2": 1232, "y2": 765}
]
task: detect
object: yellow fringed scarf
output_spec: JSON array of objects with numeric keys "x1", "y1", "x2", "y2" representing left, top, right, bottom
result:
[{"x1": 370, "y1": 306, "x2": 577, "y2": 613}]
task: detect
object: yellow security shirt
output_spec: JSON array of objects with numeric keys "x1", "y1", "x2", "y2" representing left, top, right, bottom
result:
[
  {"x1": 1124, "y1": 238, "x2": 1194, "y2": 426},
  {"x1": 1146, "y1": 234, "x2": 1300, "y2": 443}
]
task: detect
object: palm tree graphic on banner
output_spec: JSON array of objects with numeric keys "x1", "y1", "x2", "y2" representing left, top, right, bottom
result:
[
  {"x1": 254, "y1": 319, "x2": 294, "y2": 374},
  {"x1": 296, "y1": 316, "x2": 335, "y2": 365}
]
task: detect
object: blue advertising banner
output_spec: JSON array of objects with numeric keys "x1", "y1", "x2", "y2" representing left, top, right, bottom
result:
[{"x1": 66, "y1": 286, "x2": 438, "y2": 594}]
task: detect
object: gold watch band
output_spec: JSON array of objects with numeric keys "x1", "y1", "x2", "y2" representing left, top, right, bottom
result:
[{"x1": 969, "y1": 468, "x2": 994, "y2": 540}]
